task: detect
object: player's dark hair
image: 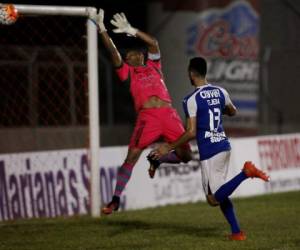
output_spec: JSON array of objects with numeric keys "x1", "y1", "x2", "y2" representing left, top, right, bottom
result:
[
  {"x1": 119, "y1": 37, "x2": 147, "y2": 58},
  {"x1": 188, "y1": 57, "x2": 207, "y2": 78}
]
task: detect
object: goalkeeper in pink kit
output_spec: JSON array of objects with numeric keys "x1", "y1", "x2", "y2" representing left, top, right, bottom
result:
[{"x1": 91, "y1": 10, "x2": 192, "y2": 214}]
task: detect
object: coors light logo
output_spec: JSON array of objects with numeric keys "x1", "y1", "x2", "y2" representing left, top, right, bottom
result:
[{"x1": 186, "y1": 1, "x2": 259, "y2": 60}]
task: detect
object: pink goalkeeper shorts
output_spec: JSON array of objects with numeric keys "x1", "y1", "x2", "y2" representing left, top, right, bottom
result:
[{"x1": 129, "y1": 107, "x2": 189, "y2": 150}]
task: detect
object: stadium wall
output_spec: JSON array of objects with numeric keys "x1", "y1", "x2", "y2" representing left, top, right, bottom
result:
[
  {"x1": 0, "y1": 133, "x2": 299, "y2": 221},
  {"x1": 259, "y1": 0, "x2": 300, "y2": 134},
  {"x1": 0, "y1": 125, "x2": 133, "y2": 154}
]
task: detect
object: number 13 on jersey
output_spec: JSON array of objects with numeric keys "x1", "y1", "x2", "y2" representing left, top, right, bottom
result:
[{"x1": 209, "y1": 108, "x2": 221, "y2": 131}]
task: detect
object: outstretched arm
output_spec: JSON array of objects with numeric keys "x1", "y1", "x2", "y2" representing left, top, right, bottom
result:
[
  {"x1": 152, "y1": 117, "x2": 197, "y2": 159},
  {"x1": 110, "y1": 13, "x2": 159, "y2": 54},
  {"x1": 91, "y1": 9, "x2": 122, "y2": 67},
  {"x1": 100, "y1": 32, "x2": 123, "y2": 67},
  {"x1": 168, "y1": 117, "x2": 196, "y2": 150},
  {"x1": 136, "y1": 30, "x2": 159, "y2": 54}
]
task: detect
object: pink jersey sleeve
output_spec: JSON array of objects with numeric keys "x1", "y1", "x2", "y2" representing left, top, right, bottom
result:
[
  {"x1": 115, "y1": 62, "x2": 131, "y2": 82},
  {"x1": 147, "y1": 59, "x2": 161, "y2": 70},
  {"x1": 147, "y1": 52, "x2": 162, "y2": 69}
]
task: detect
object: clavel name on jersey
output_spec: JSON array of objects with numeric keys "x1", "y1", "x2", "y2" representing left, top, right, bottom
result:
[
  {"x1": 200, "y1": 89, "x2": 221, "y2": 106},
  {"x1": 199, "y1": 89, "x2": 221, "y2": 99}
]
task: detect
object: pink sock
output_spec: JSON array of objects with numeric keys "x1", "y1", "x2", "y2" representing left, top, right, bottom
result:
[{"x1": 114, "y1": 162, "x2": 134, "y2": 197}]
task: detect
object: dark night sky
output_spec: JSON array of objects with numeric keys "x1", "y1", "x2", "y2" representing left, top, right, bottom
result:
[{"x1": 6, "y1": 0, "x2": 150, "y2": 32}]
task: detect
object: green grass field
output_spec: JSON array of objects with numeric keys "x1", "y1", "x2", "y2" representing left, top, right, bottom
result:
[{"x1": 1, "y1": 191, "x2": 300, "y2": 250}]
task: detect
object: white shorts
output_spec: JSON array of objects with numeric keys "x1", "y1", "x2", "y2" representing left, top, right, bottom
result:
[{"x1": 200, "y1": 151, "x2": 230, "y2": 195}]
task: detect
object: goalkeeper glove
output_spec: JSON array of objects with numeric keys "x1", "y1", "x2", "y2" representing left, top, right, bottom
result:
[
  {"x1": 90, "y1": 8, "x2": 106, "y2": 33},
  {"x1": 110, "y1": 13, "x2": 137, "y2": 36}
]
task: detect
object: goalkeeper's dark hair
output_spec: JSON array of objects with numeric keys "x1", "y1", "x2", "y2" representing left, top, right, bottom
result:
[
  {"x1": 119, "y1": 37, "x2": 147, "y2": 58},
  {"x1": 188, "y1": 57, "x2": 207, "y2": 78}
]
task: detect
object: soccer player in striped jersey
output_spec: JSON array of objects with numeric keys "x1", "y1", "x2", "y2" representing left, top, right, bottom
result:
[
  {"x1": 152, "y1": 57, "x2": 270, "y2": 240},
  {"x1": 91, "y1": 10, "x2": 192, "y2": 215}
]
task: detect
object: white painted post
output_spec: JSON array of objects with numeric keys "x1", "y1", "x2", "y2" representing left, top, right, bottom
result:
[
  {"x1": 15, "y1": 4, "x2": 101, "y2": 217},
  {"x1": 87, "y1": 9, "x2": 101, "y2": 217}
]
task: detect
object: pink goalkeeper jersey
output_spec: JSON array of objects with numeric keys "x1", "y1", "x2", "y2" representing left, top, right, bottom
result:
[{"x1": 115, "y1": 55, "x2": 172, "y2": 111}]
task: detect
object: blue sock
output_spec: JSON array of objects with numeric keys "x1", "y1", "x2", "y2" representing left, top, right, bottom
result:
[
  {"x1": 214, "y1": 171, "x2": 248, "y2": 203},
  {"x1": 220, "y1": 198, "x2": 241, "y2": 234},
  {"x1": 159, "y1": 150, "x2": 181, "y2": 164}
]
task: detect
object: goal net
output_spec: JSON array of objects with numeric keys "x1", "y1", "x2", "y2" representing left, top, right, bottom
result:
[{"x1": 0, "y1": 5, "x2": 100, "y2": 220}]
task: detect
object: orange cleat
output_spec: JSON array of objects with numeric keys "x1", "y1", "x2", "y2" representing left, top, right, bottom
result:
[
  {"x1": 243, "y1": 161, "x2": 270, "y2": 182},
  {"x1": 101, "y1": 196, "x2": 120, "y2": 215},
  {"x1": 228, "y1": 231, "x2": 246, "y2": 241}
]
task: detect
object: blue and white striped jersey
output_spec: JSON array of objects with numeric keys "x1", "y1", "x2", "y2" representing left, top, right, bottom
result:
[{"x1": 182, "y1": 84, "x2": 232, "y2": 160}]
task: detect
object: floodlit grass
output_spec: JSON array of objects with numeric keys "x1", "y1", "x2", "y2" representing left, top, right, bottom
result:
[{"x1": 1, "y1": 191, "x2": 300, "y2": 250}]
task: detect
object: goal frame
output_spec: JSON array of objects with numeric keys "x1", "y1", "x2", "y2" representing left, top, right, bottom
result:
[{"x1": 15, "y1": 4, "x2": 101, "y2": 217}]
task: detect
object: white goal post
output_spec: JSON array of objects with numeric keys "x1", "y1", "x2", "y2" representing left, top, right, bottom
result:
[{"x1": 15, "y1": 4, "x2": 101, "y2": 217}]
